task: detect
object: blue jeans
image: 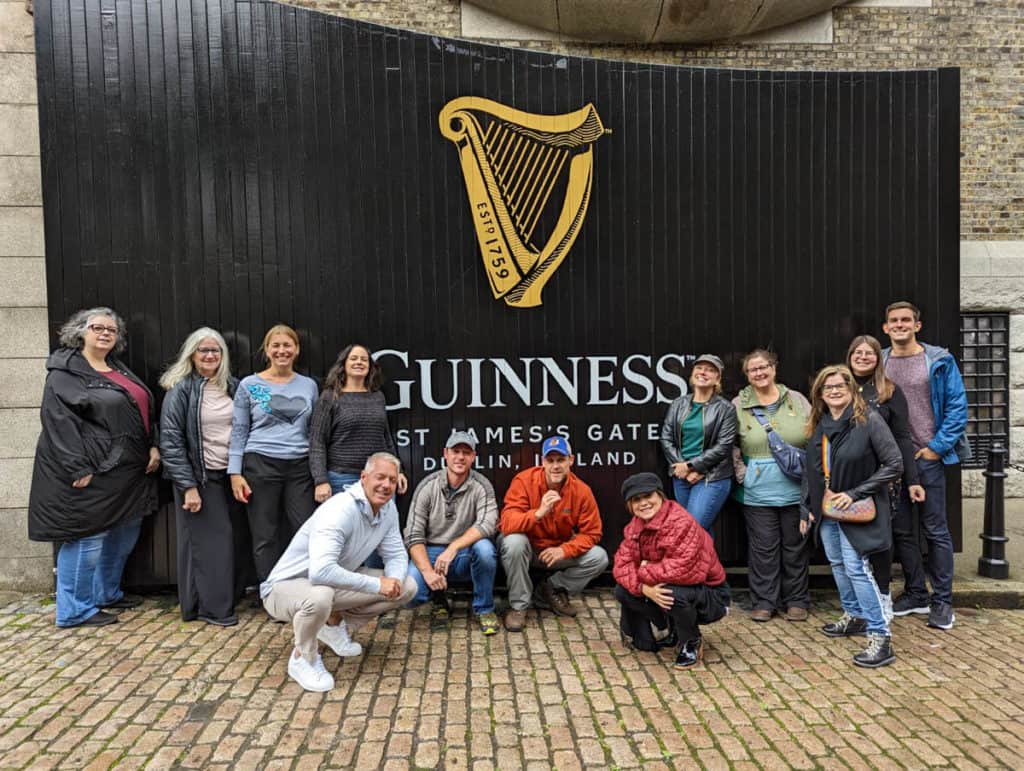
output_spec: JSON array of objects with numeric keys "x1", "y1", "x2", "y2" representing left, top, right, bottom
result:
[
  {"x1": 408, "y1": 541, "x2": 497, "y2": 615},
  {"x1": 672, "y1": 477, "x2": 732, "y2": 533},
  {"x1": 892, "y1": 458, "x2": 954, "y2": 605},
  {"x1": 56, "y1": 516, "x2": 143, "y2": 626},
  {"x1": 820, "y1": 518, "x2": 888, "y2": 635},
  {"x1": 327, "y1": 471, "x2": 360, "y2": 495}
]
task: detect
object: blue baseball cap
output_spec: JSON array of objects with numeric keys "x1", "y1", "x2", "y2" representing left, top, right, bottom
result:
[{"x1": 541, "y1": 435, "x2": 572, "y2": 457}]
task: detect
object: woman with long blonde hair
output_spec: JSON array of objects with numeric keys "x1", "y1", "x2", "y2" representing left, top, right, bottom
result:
[
  {"x1": 160, "y1": 327, "x2": 242, "y2": 626},
  {"x1": 801, "y1": 365, "x2": 902, "y2": 668}
]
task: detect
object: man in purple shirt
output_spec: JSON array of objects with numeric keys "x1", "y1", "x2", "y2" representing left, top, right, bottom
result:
[{"x1": 882, "y1": 301, "x2": 968, "y2": 631}]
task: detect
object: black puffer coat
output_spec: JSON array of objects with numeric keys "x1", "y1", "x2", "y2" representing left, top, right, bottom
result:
[
  {"x1": 159, "y1": 372, "x2": 238, "y2": 492},
  {"x1": 28, "y1": 348, "x2": 159, "y2": 542}
]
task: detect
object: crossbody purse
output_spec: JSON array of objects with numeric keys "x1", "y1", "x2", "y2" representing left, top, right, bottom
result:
[{"x1": 821, "y1": 434, "x2": 877, "y2": 524}]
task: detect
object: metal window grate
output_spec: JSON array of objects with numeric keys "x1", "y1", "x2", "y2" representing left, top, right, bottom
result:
[{"x1": 961, "y1": 313, "x2": 1009, "y2": 468}]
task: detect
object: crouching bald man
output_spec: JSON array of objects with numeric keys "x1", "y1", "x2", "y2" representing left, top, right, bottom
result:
[
  {"x1": 261, "y1": 452, "x2": 416, "y2": 691},
  {"x1": 613, "y1": 473, "x2": 730, "y2": 669},
  {"x1": 499, "y1": 436, "x2": 609, "y2": 632}
]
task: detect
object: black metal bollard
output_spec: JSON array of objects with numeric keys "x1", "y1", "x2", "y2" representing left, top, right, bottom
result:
[{"x1": 978, "y1": 443, "x2": 1010, "y2": 579}]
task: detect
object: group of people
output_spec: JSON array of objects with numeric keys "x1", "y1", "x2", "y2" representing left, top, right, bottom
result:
[
  {"x1": 27, "y1": 299, "x2": 966, "y2": 689},
  {"x1": 658, "y1": 301, "x2": 967, "y2": 669}
]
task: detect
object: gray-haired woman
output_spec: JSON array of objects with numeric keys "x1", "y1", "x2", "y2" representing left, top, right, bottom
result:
[
  {"x1": 28, "y1": 308, "x2": 160, "y2": 627},
  {"x1": 159, "y1": 328, "x2": 242, "y2": 626}
]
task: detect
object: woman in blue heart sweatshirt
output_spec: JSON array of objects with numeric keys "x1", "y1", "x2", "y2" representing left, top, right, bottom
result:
[{"x1": 229, "y1": 325, "x2": 319, "y2": 581}]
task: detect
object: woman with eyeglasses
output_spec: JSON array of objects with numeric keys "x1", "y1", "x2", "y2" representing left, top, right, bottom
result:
[
  {"x1": 801, "y1": 365, "x2": 902, "y2": 668},
  {"x1": 733, "y1": 349, "x2": 812, "y2": 623},
  {"x1": 846, "y1": 335, "x2": 924, "y2": 621},
  {"x1": 309, "y1": 343, "x2": 407, "y2": 503},
  {"x1": 28, "y1": 308, "x2": 160, "y2": 627},
  {"x1": 229, "y1": 325, "x2": 319, "y2": 582},
  {"x1": 159, "y1": 328, "x2": 242, "y2": 626}
]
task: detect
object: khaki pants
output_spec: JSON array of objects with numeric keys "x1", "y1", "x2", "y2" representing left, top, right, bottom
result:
[{"x1": 263, "y1": 569, "x2": 417, "y2": 662}]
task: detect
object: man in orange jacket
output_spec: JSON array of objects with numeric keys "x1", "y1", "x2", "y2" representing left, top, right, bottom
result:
[{"x1": 499, "y1": 436, "x2": 608, "y2": 631}]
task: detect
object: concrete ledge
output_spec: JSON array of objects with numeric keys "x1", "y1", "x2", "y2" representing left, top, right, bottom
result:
[
  {"x1": 0, "y1": 357, "x2": 45, "y2": 407},
  {"x1": 0, "y1": 207, "x2": 44, "y2": 256},
  {"x1": 0, "y1": 104, "x2": 39, "y2": 155},
  {"x1": 0, "y1": 3, "x2": 34, "y2": 54},
  {"x1": 0, "y1": 256, "x2": 45, "y2": 305},
  {"x1": 0, "y1": 307, "x2": 48, "y2": 357},
  {"x1": 0, "y1": 52, "x2": 37, "y2": 104},
  {"x1": 0, "y1": 457, "x2": 32, "y2": 508},
  {"x1": 0, "y1": 408, "x2": 39, "y2": 458},
  {"x1": 0, "y1": 155, "x2": 41, "y2": 205}
]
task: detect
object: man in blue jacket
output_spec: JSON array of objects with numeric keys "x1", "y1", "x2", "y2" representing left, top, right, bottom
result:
[{"x1": 882, "y1": 301, "x2": 968, "y2": 631}]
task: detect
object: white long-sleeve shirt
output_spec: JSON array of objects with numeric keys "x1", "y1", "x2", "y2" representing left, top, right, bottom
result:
[{"x1": 259, "y1": 481, "x2": 408, "y2": 598}]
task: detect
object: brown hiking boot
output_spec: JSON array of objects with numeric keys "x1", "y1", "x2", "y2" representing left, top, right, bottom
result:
[
  {"x1": 504, "y1": 608, "x2": 527, "y2": 632},
  {"x1": 534, "y1": 580, "x2": 577, "y2": 617},
  {"x1": 786, "y1": 606, "x2": 809, "y2": 622}
]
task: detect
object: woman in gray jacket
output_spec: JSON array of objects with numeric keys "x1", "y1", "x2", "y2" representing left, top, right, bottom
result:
[{"x1": 659, "y1": 354, "x2": 737, "y2": 533}]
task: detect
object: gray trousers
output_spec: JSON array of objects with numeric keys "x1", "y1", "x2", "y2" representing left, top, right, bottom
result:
[
  {"x1": 498, "y1": 533, "x2": 608, "y2": 611},
  {"x1": 263, "y1": 569, "x2": 416, "y2": 662}
]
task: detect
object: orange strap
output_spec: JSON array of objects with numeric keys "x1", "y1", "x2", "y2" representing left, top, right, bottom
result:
[{"x1": 821, "y1": 435, "x2": 831, "y2": 488}]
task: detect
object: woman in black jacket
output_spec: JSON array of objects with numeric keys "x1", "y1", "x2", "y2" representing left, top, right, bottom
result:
[
  {"x1": 28, "y1": 308, "x2": 160, "y2": 628},
  {"x1": 658, "y1": 354, "x2": 736, "y2": 533},
  {"x1": 847, "y1": 335, "x2": 925, "y2": 621},
  {"x1": 159, "y1": 327, "x2": 241, "y2": 626},
  {"x1": 801, "y1": 365, "x2": 902, "y2": 668}
]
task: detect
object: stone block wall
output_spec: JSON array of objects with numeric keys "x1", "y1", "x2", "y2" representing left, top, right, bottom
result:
[{"x1": 0, "y1": 0, "x2": 52, "y2": 591}]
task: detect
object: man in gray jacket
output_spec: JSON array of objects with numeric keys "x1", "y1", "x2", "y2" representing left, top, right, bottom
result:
[
  {"x1": 261, "y1": 452, "x2": 416, "y2": 692},
  {"x1": 405, "y1": 431, "x2": 500, "y2": 635}
]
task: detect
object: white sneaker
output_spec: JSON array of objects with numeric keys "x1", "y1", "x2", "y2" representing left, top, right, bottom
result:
[
  {"x1": 317, "y1": 621, "x2": 363, "y2": 657},
  {"x1": 287, "y1": 653, "x2": 335, "y2": 692}
]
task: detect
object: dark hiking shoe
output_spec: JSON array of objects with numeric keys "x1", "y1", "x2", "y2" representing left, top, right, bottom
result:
[
  {"x1": 853, "y1": 633, "x2": 895, "y2": 668},
  {"x1": 821, "y1": 613, "x2": 868, "y2": 638}
]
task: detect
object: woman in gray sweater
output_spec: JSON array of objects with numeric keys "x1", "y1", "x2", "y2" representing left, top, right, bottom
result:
[{"x1": 309, "y1": 343, "x2": 407, "y2": 503}]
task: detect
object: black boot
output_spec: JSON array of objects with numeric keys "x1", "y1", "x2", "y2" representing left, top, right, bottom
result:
[
  {"x1": 674, "y1": 636, "x2": 703, "y2": 669},
  {"x1": 821, "y1": 613, "x2": 868, "y2": 638},
  {"x1": 853, "y1": 633, "x2": 895, "y2": 668}
]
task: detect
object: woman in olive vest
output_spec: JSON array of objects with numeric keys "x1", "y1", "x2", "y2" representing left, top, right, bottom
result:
[{"x1": 732, "y1": 349, "x2": 812, "y2": 622}]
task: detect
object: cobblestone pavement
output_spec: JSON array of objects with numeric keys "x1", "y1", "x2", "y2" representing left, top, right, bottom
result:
[{"x1": 0, "y1": 592, "x2": 1022, "y2": 770}]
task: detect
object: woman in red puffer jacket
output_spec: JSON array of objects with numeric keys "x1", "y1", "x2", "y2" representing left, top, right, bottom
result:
[{"x1": 613, "y1": 472, "x2": 730, "y2": 669}]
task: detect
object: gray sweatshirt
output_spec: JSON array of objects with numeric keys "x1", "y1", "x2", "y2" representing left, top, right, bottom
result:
[
  {"x1": 260, "y1": 481, "x2": 408, "y2": 598},
  {"x1": 403, "y1": 469, "x2": 498, "y2": 547}
]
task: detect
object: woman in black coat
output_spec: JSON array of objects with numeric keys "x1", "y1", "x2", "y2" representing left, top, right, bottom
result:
[
  {"x1": 28, "y1": 308, "x2": 160, "y2": 628},
  {"x1": 847, "y1": 334, "x2": 925, "y2": 621},
  {"x1": 801, "y1": 365, "x2": 902, "y2": 669},
  {"x1": 159, "y1": 327, "x2": 241, "y2": 626}
]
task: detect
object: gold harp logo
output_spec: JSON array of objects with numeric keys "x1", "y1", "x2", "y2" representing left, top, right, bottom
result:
[{"x1": 439, "y1": 97, "x2": 608, "y2": 308}]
